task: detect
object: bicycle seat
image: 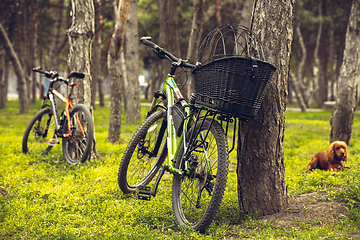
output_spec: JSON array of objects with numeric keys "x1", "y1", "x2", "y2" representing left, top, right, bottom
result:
[{"x1": 68, "y1": 71, "x2": 85, "y2": 79}]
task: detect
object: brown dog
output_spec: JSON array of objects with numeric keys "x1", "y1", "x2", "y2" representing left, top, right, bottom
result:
[{"x1": 305, "y1": 141, "x2": 348, "y2": 172}]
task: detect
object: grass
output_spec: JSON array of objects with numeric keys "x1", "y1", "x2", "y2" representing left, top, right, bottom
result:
[{"x1": 1, "y1": 100, "x2": 360, "y2": 239}]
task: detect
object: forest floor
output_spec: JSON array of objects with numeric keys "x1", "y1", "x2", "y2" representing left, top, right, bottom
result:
[{"x1": 259, "y1": 191, "x2": 347, "y2": 225}]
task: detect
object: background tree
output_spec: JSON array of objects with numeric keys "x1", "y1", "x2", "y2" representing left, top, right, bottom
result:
[
  {"x1": 107, "y1": 0, "x2": 131, "y2": 143},
  {"x1": 236, "y1": 0, "x2": 295, "y2": 216},
  {"x1": 92, "y1": 0, "x2": 105, "y2": 108},
  {"x1": 67, "y1": 0, "x2": 97, "y2": 159},
  {"x1": 330, "y1": 0, "x2": 360, "y2": 145},
  {"x1": 124, "y1": 0, "x2": 141, "y2": 122},
  {"x1": 156, "y1": 0, "x2": 183, "y2": 96},
  {"x1": 0, "y1": 23, "x2": 29, "y2": 114},
  {"x1": 290, "y1": 0, "x2": 352, "y2": 108}
]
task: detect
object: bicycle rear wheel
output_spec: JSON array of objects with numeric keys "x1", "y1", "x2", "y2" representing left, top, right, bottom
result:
[
  {"x1": 62, "y1": 104, "x2": 94, "y2": 165},
  {"x1": 118, "y1": 109, "x2": 167, "y2": 193},
  {"x1": 172, "y1": 118, "x2": 229, "y2": 233},
  {"x1": 22, "y1": 107, "x2": 55, "y2": 155}
]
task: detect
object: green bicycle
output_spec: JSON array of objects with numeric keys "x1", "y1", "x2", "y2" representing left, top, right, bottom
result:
[{"x1": 117, "y1": 37, "x2": 229, "y2": 232}]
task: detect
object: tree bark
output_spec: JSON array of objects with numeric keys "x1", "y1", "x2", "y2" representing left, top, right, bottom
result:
[
  {"x1": 238, "y1": 0, "x2": 252, "y2": 27},
  {"x1": 0, "y1": 45, "x2": 4, "y2": 108},
  {"x1": 107, "y1": 0, "x2": 131, "y2": 143},
  {"x1": 295, "y1": 24, "x2": 309, "y2": 108},
  {"x1": 0, "y1": 23, "x2": 29, "y2": 113},
  {"x1": 156, "y1": 0, "x2": 183, "y2": 96},
  {"x1": 186, "y1": 0, "x2": 205, "y2": 95},
  {"x1": 237, "y1": 0, "x2": 295, "y2": 216},
  {"x1": 289, "y1": 72, "x2": 307, "y2": 112},
  {"x1": 67, "y1": 0, "x2": 97, "y2": 159},
  {"x1": 313, "y1": 1, "x2": 326, "y2": 108},
  {"x1": 92, "y1": 0, "x2": 104, "y2": 108},
  {"x1": 215, "y1": 0, "x2": 222, "y2": 26},
  {"x1": 124, "y1": 0, "x2": 141, "y2": 122},
  {"x1": 330, "y1": 0, "x2": 360, "y2": 145},
  {"x1": 49, "y1": 0, "x2": 64, "y2": 70}
]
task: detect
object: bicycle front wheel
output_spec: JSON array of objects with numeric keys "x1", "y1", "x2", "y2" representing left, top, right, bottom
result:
[
  {"x1": 62, "y1": 104, "x2": 94, "y2": 165},
  {"x1": 22, "y1": 107, "x2": 55, "y2": 155},
  {"x1": 118, "y1": 109, "x2": 167, "y2": 194},
  {"x1": 172, "y1": 118, "x2": 229, "y2": 233}
]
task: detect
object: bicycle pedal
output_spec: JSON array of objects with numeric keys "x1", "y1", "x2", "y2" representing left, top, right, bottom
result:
[
  {"x1": 48, "y1": 138, "x2": 59, "y2": 146},
  {"x1": 137, "y1": 186, "x2": 152, "y2": 201}
]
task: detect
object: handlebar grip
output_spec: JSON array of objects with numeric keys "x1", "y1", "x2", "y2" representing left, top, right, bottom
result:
[
  {"x1": 140, "y1": 37, "x2": 157, "y2": 49},
  {"x1": 33, "y1": 67, "x2": 54, "y2": 78},
  {"x1": 33, "y1": 67, "x2": 45, "y2": 74}
]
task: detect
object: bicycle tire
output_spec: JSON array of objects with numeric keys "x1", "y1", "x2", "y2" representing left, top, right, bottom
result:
[
  {"x1": 62, "y1": 104, "x2": 94, "y2": 165},
  {"x1": 172, "y1": 118, "x2": 229, "y2": 233},
  {"x1": 22, "y1": 107, "x2": 55, "y2": 155},
  {"x1": 118, "y1": 109, "x2": 167, "y2": 194}
]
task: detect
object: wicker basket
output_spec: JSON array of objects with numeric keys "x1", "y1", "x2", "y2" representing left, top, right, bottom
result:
[
  {"x1": 193, "y1": 24, "x2": 276, "y2": 119},
  {"x1": 193, "y1": 56, "x2": 276, "y2": 119}
]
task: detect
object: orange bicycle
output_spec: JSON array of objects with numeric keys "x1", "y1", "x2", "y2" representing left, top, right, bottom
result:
[{"x1": 22, "y1": 67, "x2": 94, "y2": 165}]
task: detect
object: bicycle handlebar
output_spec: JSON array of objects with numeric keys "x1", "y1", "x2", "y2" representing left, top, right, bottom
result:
[
  {"x1": 33, "y1": 67, "x2": 85, "y2": 84},
  {"x1": 140, "y1": 37, "x2": 196, "y2": 69}
]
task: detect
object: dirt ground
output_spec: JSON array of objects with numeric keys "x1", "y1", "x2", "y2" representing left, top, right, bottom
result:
[{"x1": 259, "y1": 191, "x2": 348, "y2": 225}]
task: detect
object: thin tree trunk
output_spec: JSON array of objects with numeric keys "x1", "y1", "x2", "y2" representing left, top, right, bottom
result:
[
  {"x1": 32, "y1": 9, "x2": 40, "y2": 102},
  {"x1": 124, "y1": 0, "x2": 141, "y2": 122},
  {"x1": 120, "y1": 48, "x2": 127, "y2": 110},
  {"x1": 295, "y1": 24, "x2": 309, "y2": 108},
  {"x1": 328, "y1": 17, "x2": 335, "y2": 101},
  {"x1": 49, "y1": 0, "x2": 64, "y2": 70},
  {"x1": 0, "y1": 23, "x2": 29, "y2": 113},
  {"x1": 67, "y1": 0, "x2": 97, "y2": 159},
  {"x1": 330, "y1": 0, "x2": 360, "y2": 145},
  {"x1": 238, "y1": 0, "x2": 252, "y2": 27},
  {"x1": 156, "y1": 0, "x2": 183, "y2": 96},
  {"x1": 0, "y1": 45, "x2": 4, "y2": 108},
  {"x1": 187, "y1": 0, "x2": 205, "y2": 95},
  {"x1": 237, "y1": 0, "x2": 295, "y2": 216},
  {"x1": 107, "y1": 0, "x2": 131, "y2": 143},
  {"x1": 215, "y1": 0, "x2": 222, "y2": 26},
  {"x1": 290, "y1": 72, "x2": 307, "y2": 112},
  {"x1": 313, "y1": 1, "x2": 325, "y2": 108},
  {"x1": 92, "y1": 0, "x2": 104, "y2": 108}
]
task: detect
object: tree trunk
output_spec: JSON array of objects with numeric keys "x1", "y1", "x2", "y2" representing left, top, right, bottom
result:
[
  {"x1": 290, "y1": 72, "x2": 307, "y2": 112},
  {"x1": 107, "y1": 0, "x2": 131, "y2": 143},
  {"x1": 92, "y1": 0, "x2": 104, "y2": 108},
  {"x1": 237, "y1": 0, "x2": 295, "y2": 216},
  {"x1": 120, "y1": 48, "x2": 127, "y2": 110},
  {"x1": 49, "y1": 0, "x2": 64, "y2": 70},
  {"x1": 187, "y1": 0, "x2": 205, "y2": 95},
  {"x1": 0, "y1": 23, "x2": 29, "y2": 113},
  {"x1": 238, "y1": 0, "x2": 252, "y2": 27},
  {"x1": 67, "y1": 0, "x2": 97, "y2": 159},
  {"x1": 313, "y1": 1, "x2": 326, "y2": 108},
  {"x1": 215, "y1": 0, "x2": 222, "y2": 26},
  {"x1": 0, "y1": 45, "x2": 4, "y2": 108},
  {"x1": 145, "y1": 58, "x2": 161, "y2": 100},
  {"x1": 21, "y1": 0, "x2": 31, "y2": 102},
  {"x1": 124, "y1": 0, "x2": 141, "y2": 122},
  {"x1": 330, "y1": 0, "x2": 360, "y2": 145},
  {"x1": 295, "y1": 24, "x2": 309, "y2": 108},
  {"x1": 1, "y1": 55, "x2": 9, "y2": 108},
  {"x1": 156, "y1": 0, "x2": 183, "y2": 96}
]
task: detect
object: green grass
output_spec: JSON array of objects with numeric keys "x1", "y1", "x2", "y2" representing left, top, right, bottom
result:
[{"x1": 1, "y1": 100, "x2": 360, "y2": 239}]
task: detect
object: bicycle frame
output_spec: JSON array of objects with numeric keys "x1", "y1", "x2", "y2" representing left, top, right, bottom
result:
[
  {"x1": 153, "y1": 73, "x2": 216, "y2": 178},
  {"x1": 43, "y1": 81, "x2": 85, "y2": 139}
]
